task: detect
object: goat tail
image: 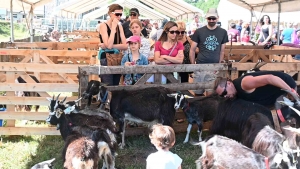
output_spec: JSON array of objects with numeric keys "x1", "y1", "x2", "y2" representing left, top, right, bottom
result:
[{"x1": 98, "y1": 141, "x2": 115, "y2": 169}]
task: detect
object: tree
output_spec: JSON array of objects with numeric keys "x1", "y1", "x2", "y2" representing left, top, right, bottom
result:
[{"x1": 195, "y1": 0, "x2": 220, "y2": 13}]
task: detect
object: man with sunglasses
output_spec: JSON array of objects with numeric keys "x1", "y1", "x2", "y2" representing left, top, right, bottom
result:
[
  {"x1": 214, "y1": 71, "x2": 297, "y2": 108},
  {"x1": 122, "y1": 8, "x2": 147, "y2": 38},
  {"x1": 189, "y1": 8, "x2": 228, "y2": 95}
]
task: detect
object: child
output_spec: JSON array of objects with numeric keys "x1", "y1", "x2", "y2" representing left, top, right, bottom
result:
[
  {"x1": 121, "y1": 35, "x2": 148, "y2": 85},
  {"x1": 146, "y1": 124, "x2": 182, "y2": 169}
]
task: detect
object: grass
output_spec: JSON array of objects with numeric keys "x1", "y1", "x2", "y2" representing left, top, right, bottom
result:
[
  {"x1": 0, "y1": 21, "x2": 29, "y2": 42},
  {"x1": 0, "y1": 131, "x2": 203, "y2": 169}
]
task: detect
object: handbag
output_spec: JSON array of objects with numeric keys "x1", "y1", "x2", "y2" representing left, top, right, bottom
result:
[
  {"x1": 105, "y1": 26, "x2": 123, "y2": 66},
  {"x1": 169, "y1": 42, "x2": 177, "y2": 56},
  {"x1": 261, "y1": 32, "x2": 274, "y2": 49}
]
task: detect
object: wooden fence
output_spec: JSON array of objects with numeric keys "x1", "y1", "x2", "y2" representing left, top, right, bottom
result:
[{"x1": 1, "y1": 42, "x2": 300, "y2": 136}]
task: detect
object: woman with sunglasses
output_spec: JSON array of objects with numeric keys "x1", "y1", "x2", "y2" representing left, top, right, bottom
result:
[
  {"x1": 99, "y1": 4, "x2": 127, "y2": 86},
  {"x1": 176, "y1": 21, "x2": 198, "y2": 83},
  {"x1": 214, "y1": 71, "x2": 297, "y2": 108},
  {"x1": 154, "y1": 21, "x2": 184, "y2": 65}
]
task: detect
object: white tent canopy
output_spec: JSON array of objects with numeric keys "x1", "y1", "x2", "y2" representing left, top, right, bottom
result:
[
  {"x1": 228, "y1": 0, "x2": 300, "y2": 13},
  {"x1": 81, "y1": 0, "x2": 169, "y2": 21},
  {"x1": 0, "y1": 0, "x2": 51, "y2": 12},
  {"x1": 142, "y1": 0, "x2": 203, "y2": 19}
]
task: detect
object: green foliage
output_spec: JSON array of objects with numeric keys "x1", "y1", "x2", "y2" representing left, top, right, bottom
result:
[
  {"x1": 0, "y1": 21, "x2": 28, "y2": 41},
  {"x1": 184, "y1": 0, "x2": 220, "y2": 13},
  {"x1": 196, "y1": 0, "x2": 220, "y2": 13}
]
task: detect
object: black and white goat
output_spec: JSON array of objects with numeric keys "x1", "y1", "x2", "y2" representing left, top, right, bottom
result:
[
  {"x1": 82, "y1": 80, "x2": 176, "y2": 148},
  {"x1": 15, "y1": 75, "x2": 40, "y2": 112},
  {"x1": 31, "y1": 158, "x2": 55, "y2": 169},
  {"x1": 63, "y1": 125, "x2": 115, "y2": 169},
  {"x1": 46, "y1": 95, "x2": 118, "y2": 169},
  {"x1": 167, "y1": 93, "x2": 223, "y2": 143},
  {"x1": 195, "y1": 135, "x2": 297, "y2": 169}
]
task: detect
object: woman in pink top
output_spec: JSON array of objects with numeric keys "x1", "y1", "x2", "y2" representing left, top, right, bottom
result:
[{"x1": 154, "y1": 21, "x2": 184, "y2": 65}]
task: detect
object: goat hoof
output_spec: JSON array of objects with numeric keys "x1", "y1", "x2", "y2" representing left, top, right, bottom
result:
[
  {"x1": 118, "y1": 143, "x2": 125, "y2": 149},
  {"x1": 183, "y1": 140, "x2": 188, "y2": 144}
]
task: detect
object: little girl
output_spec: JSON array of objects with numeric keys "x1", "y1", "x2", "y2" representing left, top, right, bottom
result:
[
  {"x1": 146, "y1": 124, "x2": 182, "y2": 169},
  {"x1": 121, "y1": 35, "x2": 148, "y2": 85}
]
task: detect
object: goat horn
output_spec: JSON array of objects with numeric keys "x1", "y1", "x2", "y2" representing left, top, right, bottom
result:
[
  {"x1": 184, "y1": 95, "x2": 194, "y2": 99},
  {"x1": 56, "y1": 93, "x2": 61, "y2": 101},
  {"x1": 288, "y1": 106, "x2": 300, "y2": 117},
  {"x1": 282, "y1": 89, "x2": 300, "y2": 105},
  {"x1": 75, "y1": 97, "x2": 82, "y2": 103},
  {"x1": 52, "y1": 95, "x2": 55, "y2": 100},
  {"x1": 61, "y1": 96, "x2": 67, "y2": 104}
]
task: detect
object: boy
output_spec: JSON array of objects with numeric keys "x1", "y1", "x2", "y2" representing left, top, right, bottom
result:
[{"x1": 146, "y1": 124, "x2": 182, "y2": 169}]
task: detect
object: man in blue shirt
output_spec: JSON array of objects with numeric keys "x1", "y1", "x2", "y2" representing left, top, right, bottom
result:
[{"x1": 280, "y1": 22, "x2": 294, "y2": 44}]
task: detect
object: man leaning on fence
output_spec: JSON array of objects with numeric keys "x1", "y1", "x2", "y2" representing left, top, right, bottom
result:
[{"x1": 189, "y1": 8, "x2": 228, "y2": 95}]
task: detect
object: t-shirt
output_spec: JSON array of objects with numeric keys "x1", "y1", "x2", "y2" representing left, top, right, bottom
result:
[
  {"x1": 191, "y1": 26, "x2": 228, "y2": 63},
  {"x1": 227, "y1": 29, "x2": 240, "y2": 42},
  {"x1": 154, "y1": 41, "x2": 184, "y2": 57},
  {"x1": 146, "y1": 150, "x2": 182, "y2": 169},
  {"x1": 233, "y1": 71, "x2": 296, "y2": 107},
  {"x1": 122, "y1": 20, "x2": 147, "y2": 38},
  {"x1": 281, "y1": 28, "x2": 294, "y2": 44}
]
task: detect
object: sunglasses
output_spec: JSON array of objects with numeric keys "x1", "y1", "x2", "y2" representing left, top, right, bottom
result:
[
  {"x1": 130, "y1": 13, "x2": 137, "y2": 16},
  {"x1": 220, "y1": 81, "x2": 228, "y2": 97},
  {"x1": 207, "y1": 17, "x2": 217, "y2": 21},
  {"x1": 168, "y1": 31, "x2": 179, "y2": 35},
  {"x1": 178, "y1": 31, "x2": 186, "y2": 35},
  {"x1": 112, "y1": 12, "x2": 122, "y2": 17}
]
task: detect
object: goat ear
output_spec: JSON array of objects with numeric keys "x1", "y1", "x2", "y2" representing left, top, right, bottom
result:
[
  {"x1": 167, "y1": 93, "x2": 177, "y2": 97},
  {"x1": 288, "y1": 106, "x2": 300, "y2": 117},
  {"x1": 184, "y1": 95, "x2": 194, "y2": 99},
  {"x1": 61, "y1": 96, "x2": 67, "y2": 104},
  {"x1": 46, "y1": 97, "x2": 52, "y2": 102},
  {"x1": 282, "y1": 126, "x2": 300, "y2": 135}
]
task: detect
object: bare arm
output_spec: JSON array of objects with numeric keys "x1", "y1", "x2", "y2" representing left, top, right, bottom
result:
[
  {"x1": 161, "y1": 50, "x2": 184, "y2": 64},
  {"x1": 189, "y1": 41, "x2": 198, "y2": 64},
  {"x1": 256, "y1": 30, "x2": 263, "y2": 43},
  {"x1": 178, "y1": 165, "x2": 182, "y2": 169},
  {"x1": 241, "y1": 75, "x2": 292, "y2": 92},
  {"x1": 219, "y1": 44, "x2": 226, "y2": 63},
  {"x1": 154, "y1": 51, "x2": 172, "y2": 64}
]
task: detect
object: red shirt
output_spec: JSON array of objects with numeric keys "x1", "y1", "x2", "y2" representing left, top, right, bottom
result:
[{"x1": 155, "y1": 41, "x2": 184, "y2": 57}]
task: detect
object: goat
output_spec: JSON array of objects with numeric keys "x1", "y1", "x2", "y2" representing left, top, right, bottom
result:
[
  {"x1": 195, "y1": 135, "x2": 296, "y2": 169},
  {"x1": 210, "y1": 96, "x2": 300, "y2": 143},
  {"x1": 31, "y1": 158, "x2": 55, "y2": 169},
  {"x1": 63, "y1": 125, "x2": 115, "y2": 169},
  {"x1": 15, "y1": 75, "x2": 40, "y2": 112},
  {"x1": 82, "y1": 80, "x2": 176, "y2": 148},
  {"x1": 46, "y1": 95, "x2": 117, "y2": 169},
  {"x1": 167, "y1": 93, "x2": 223, "y2": 143}
]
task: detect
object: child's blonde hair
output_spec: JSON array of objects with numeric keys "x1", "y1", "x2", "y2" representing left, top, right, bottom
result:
[{"x1": 149, "y1": 124, "x2": 175, "y2": 150}]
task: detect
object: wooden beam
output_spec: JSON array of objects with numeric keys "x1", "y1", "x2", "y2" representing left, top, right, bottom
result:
[
  {"x1": 0, "y1": 127, "x2": 60, "y2": 135},
  {"x1": 0, "y1": 111, "x2": 49, "y2": 120},
  {"x1": 0, "y1": 96, "x2": 79, "y2": 106},
  {"x1": 39, "y1": 50, "x2": 97, "y2": 57},
  {"x1": 0, "y1": 121, "x2": 212, "y2": 136},
  {"x1": 105, "y1": 82, "x2": 214, "y2": 91},
  {"x1": 80, "y1": 64, "x2": 229, "y2": 75},
  {"x1": 0, "y1": 63, "x2": 79, "y2": 73},
  {"x1": 0, "y1": 83, "x2": 78, "y2": 92}
]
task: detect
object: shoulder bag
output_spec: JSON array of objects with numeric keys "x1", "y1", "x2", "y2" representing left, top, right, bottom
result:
[{"x1": 105, "y1": 26, "x2": 123, "y2": 66}]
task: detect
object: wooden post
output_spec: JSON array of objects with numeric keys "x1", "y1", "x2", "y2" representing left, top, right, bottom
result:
[
  {"x1": 78, "y1": 67, "x2": 88, "y2": 109},
  {"x1": 5, "y1": 72, "x2": 15, "y2": 127}
]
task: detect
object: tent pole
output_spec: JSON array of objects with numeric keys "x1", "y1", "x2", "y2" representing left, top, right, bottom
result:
[
  {"x1": 277, "y1": 1, "x2": 281, "y2": 45},
  {"x1": 30, "y1": 7, "x2": 34, "y2": 42},
  {"x1": 10, "y1": 0, "x2": 14, "y2": 42},
  {"x1": 250, "y1": 9, "x2": 253, "y2": 39}
]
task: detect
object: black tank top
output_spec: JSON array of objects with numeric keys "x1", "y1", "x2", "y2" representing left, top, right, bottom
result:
[
  {"x1": 259, "y1": 27, "x2": 269, "y2": 42},
  {"x1": 232, "y1": 71, "x2": 296, "y2": 107},
  {"x1": 99, "y1": 23, "x2": 121, "y2": 44}
]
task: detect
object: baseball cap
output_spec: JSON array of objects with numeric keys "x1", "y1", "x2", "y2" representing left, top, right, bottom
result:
[
  {"x1": 127, "y1": 36, "x2": 141, "y2": 43},
  {"x1": 205, "y1": 8, "x2": 219, "y2": 18},
  {"x1": 130, "y1": 8, "x2": 140, "y2": 15}
]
